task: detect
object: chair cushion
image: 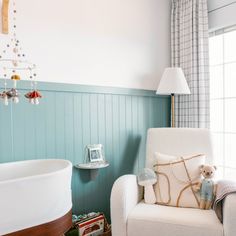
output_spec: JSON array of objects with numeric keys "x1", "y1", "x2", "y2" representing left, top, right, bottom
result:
[
  {"x1": 153, "y1": 152, "x2": 205, "y2": 208},
  {"x1": 127, "y1": 202, "x2": 223, "y2": 236}
]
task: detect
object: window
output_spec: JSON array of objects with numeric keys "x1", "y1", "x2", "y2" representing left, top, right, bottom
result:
[{"x1": 209, "y1": 26, "x2": 236, "y2": 180}]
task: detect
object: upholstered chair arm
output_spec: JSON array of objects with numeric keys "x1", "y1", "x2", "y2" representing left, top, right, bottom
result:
[
  {"x1": 111, "y1": 175, "x2": 143, "y2": 236},
  {"x1": 223, "y1": 193, "x2": 236, "y2": 236}
]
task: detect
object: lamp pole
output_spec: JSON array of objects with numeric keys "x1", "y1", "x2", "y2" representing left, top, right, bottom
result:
[{"x1": 171, "y1": 93, "x2": 175, "y2": 128}]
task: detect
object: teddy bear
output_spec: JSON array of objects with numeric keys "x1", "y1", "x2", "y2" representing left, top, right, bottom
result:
[{"x1": 194, "y1": 164, "x2": 217, "y2": 210}]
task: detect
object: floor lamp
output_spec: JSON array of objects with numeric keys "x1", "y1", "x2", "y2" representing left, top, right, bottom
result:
[{"x1": 156, "y1": 68, "x2": 190, "y2": 127}]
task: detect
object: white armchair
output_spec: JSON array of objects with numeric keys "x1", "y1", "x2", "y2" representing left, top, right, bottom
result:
[{"x1": 111, "y1": 128, "x2": 236, "y2": 236}]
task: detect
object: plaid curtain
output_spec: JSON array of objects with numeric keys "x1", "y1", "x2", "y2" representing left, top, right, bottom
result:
[{"x1": 171, "y1": 0, "x2": 209, "y2": 128}]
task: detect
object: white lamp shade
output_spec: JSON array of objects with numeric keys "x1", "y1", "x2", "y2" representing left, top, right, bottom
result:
[{"x1": 156, "y1": 67, "x2": 191, "y2": 95}]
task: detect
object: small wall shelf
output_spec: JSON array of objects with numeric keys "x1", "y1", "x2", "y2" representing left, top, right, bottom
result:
[{"x1": 75, "y1": 162, "x2": 109, "y2": 180}]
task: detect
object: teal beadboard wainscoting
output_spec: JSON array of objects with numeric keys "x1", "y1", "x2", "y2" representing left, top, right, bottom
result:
[{"x1": 0, "y1": 80, "x2": 170, "y2": 219}]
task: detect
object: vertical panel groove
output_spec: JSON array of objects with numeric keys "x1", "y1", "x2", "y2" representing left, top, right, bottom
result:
[
  {"x1": 10, "y1": 102, "x2": 14, "y2": 160},
  {"x1": 89, "y1": 94, "x2": 92, "y2": 144},
  {"x1": 80, "y1": 94, "x2": 84, "y2": 159}
]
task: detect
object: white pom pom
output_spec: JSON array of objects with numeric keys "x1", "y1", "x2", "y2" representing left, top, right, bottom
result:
[
  {"x1": 30, "y1": 98, "x2": 34, "y2": 104},
  {"x1": 3, "y1": 96, "x2": 8, "y2": 106},
  {"x1": 34, "y1": 98, "x2": 39, "y2": 105},
  {"x1": 13, "y1": 97, "x2": 19, "y2": 104}
]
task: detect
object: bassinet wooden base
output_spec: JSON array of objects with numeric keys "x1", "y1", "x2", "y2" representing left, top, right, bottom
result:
[{"x1": 4, "y1": 209, "x2": 72, "y2": 236}]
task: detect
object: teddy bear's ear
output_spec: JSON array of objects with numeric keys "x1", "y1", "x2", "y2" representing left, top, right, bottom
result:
[
  {"x1": 199, "y1": 164, "x2": 204, "y2": 171},
  {"x1": 213, "y1": 165, "x2": 217, "y2": 170}
]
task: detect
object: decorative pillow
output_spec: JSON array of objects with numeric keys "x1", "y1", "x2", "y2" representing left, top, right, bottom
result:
[{"x1": 153, "y1": 152, "x2": 205, "y2": 208}]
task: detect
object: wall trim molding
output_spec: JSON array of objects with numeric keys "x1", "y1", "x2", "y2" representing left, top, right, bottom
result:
[{"x1": 0, "y1": 79, "x2": 169, "y2": 98}]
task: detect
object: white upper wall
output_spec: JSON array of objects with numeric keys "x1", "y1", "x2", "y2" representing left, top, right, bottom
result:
[
  {"x1": 208, "y1": 0, "x2": 236, "y2": 31},
  {"x1": 0, "y1": 0, "x2": 171, "y2": 90}
]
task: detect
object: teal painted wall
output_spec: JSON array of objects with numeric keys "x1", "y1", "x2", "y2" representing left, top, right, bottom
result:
[{"x1": 0, "y1": 80, "x2": 170, "y2": 219}]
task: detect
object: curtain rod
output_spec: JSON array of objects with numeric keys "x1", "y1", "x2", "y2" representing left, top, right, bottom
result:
[{"x1": 208, "y1": 1, "x2": 236, "y2": 13}]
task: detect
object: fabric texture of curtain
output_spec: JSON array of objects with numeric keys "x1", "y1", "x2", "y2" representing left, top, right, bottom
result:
[{"x1": 171, "y1": 0, "x2": 209, "y2": 128}]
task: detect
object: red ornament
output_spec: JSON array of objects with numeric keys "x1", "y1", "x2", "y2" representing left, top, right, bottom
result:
[{"x1": 25, "y1": 90, "x2": 42, "y2": 99}]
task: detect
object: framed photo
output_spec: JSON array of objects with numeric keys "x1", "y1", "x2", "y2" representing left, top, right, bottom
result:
[{"x1": 88, "y1": 144, "x2": 104, "y2": 163}]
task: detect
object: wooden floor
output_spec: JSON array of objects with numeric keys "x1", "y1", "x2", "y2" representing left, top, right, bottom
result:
[{"x1": 5, "y1": 209, "x2": 72, "y2": 236}]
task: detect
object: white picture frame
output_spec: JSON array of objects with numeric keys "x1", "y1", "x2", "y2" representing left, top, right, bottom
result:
[{"x1": 88, "y1": 145, "x2": 104, "y2": 163}]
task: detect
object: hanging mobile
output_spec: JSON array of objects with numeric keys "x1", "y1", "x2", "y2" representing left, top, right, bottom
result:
[
  {"x1": 0, "y1": 81, "x2": 9, "y2": 106},
  {"x1": 6, "y1": 74, "x2": 20, "y2": 103},
  {"x1": 0, "y1": 0, "x2": 42, "y2": 105},
  {"x1": 25, "y1": 72, "x2": 42, "y2": 105},
  {"x1": 0, "y1": 70, "x2": 10, "y2": 106},
  {"x1": 25, "y1": 89, "x2": 42, "y2": 105}
]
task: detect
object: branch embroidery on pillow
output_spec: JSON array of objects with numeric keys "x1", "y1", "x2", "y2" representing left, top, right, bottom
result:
[{"x1": 153, "y1": 154, "x2": 205, "y2": 208}]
